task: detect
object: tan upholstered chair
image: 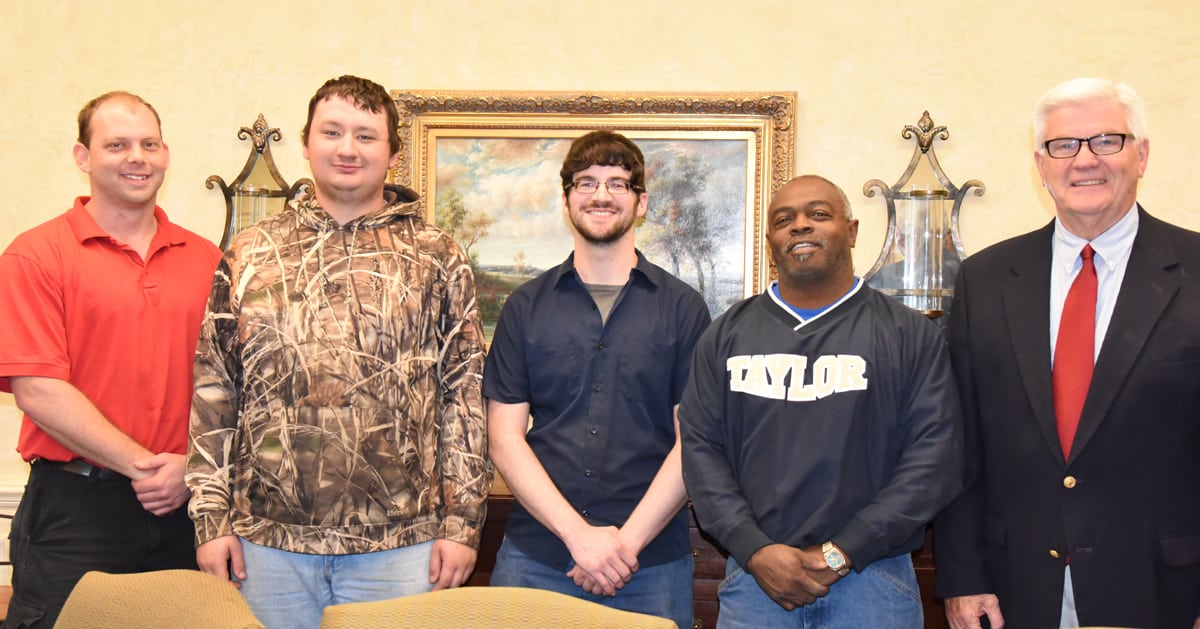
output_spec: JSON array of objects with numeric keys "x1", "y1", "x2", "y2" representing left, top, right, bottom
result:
[
  {"x1": 318, "y1": 586, "x2": 678, "y2": 629},
  {"x1": 54, "y1": 569, "x2": 264, "y2": 629}
]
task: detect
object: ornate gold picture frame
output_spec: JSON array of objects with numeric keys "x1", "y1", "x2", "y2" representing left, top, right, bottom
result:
[{"x1": 390, "y1": 90, "x2": 796, "y2": 330}]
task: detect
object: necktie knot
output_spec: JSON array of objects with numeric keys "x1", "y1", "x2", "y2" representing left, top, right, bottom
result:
[{"x1": 1080, "y1": 244, "x2": 1095, "y2": 262}]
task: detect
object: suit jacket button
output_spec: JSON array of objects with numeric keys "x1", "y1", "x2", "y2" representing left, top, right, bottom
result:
[
  {"x1": 1062, "y1": 475, "x2": 1077, "y2": 489},
  {"x1": 1049, "y1": 549, "x2": 1061, "y2": 559}
]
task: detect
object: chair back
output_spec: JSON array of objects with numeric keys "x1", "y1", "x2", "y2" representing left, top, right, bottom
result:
[
  {"x1": 54, "y1": 569, "x2": 264, "y2": 629},
  {"x1": 319, "y1": 585, "x2": 678, "y2": 629}
]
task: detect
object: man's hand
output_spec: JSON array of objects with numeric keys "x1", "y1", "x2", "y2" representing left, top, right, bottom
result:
[
  {"x1": 196, "y1": 535, "x2": 246, "y2": 588},
  {"x1": 429, "y1": 539, "x2": 477, "y2": 590},
  {"x1": 945, "y1": 593, "x2": 1005, "y2": 629},
  {"x1": 131, "y1": 453, "x2": 190, "y2": 515},
  {"x1": 563, "y1": 524, "x2": 638, "y2": 596},
  {"x1": 746, "y1": 544, "x2": 841, "y2": 610}
]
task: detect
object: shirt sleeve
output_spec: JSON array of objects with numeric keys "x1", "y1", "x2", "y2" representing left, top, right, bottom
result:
[
  {"x1": 0, "y1": 245, "x2": 71, "y2": 389},
  {"x1": 679, "y1": 319, "x2": 775, "y2": 567},
  {"x1": 186, "y1": 257, "x2": 244, "y2": 546},
  {"x1": 832, "y1": 316, "x2": 964, "y2": 569},
  {"x1": 671, "y1": 290, "x2": 713, "y2": 406},
  {"x1": 434, "y1": 243, "x2": 491, "y2": 548}
]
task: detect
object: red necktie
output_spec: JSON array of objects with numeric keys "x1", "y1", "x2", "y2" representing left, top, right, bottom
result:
[{"x1": 1053, "y1": 244, "x2": 1097, "y2": 460}]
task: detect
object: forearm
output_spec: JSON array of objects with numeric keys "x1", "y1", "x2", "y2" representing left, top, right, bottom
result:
[
  {"x1": 487, "y1": 401, "x2": 591, "y2": 543},
  {"x1": 491, "y1": 436, "x2": 589, "y2": 541},
  {"x1": 620, "y1": 414, "x2": 688, "y2": 554},
  {"x1": 11, "y1": 376, "x2": 153, "y2": 478}
]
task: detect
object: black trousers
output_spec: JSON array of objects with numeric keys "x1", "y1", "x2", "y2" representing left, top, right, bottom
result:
[{"x1": 4, "y1": 461, "x2": 197, "y2": 628}]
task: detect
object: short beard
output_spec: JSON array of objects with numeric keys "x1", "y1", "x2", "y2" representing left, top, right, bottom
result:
[{"x1": 571, "y1": 201, "x2": 634, "y2": 245}]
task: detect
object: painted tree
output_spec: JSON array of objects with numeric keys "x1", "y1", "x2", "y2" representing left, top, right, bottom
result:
[
  {"x1": 641, "y1": 152, "x2": 718, "y2": 296},
  {"x1": 436, "y1": 189, "x2": 496, "y2": 269}
]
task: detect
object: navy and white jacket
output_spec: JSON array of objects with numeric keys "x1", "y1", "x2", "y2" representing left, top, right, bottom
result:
[{"x1": 679, "y1": 281, "x2": 962, "y2": 571}]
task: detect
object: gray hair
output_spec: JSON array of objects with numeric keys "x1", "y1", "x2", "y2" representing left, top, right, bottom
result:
[{"x1": 1033, "y1": 78, "x2": 1148, "y2": 150}]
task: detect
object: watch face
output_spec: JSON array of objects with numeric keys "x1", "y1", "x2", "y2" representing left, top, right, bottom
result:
[{"x1": 824, "y1": 550, "x2": 845, "y2": 570}]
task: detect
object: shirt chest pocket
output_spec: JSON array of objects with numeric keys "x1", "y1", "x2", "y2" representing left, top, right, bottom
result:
[
  {"x1": 617, "y1": 338, "x2": 674, "y2": 404},
  {"x1": 527, "y1": 339, "x2": 582, "y2": 402}
]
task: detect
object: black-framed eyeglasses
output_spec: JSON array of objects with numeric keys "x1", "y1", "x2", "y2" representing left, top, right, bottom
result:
[
  {"x1": 1043, "y1": 133, "x2": 1129, "y2": 159},
  {"x1": 569, "y1": 178, "x2": 636, "y2": 195}
]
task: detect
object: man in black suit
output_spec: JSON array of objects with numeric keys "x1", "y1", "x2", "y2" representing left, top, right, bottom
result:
[{"x1": 934, "y1": 77, "x2": 1200, "y2": 629}]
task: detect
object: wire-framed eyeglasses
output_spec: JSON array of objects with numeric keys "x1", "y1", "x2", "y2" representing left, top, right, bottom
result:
[
  {"x1": 569, "y1": 178, "x2": 637, "y2": 195},
  {"x1": 1043, "y1": 133, "x2": 1129, "y2": 159}
]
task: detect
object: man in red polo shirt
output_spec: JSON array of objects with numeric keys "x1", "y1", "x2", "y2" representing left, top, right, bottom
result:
[{"x1": 0, "y1": 91, "x2": 221, "y2": 628}]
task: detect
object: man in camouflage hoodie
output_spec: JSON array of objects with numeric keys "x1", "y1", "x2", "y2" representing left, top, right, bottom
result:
[{"x1": 187, "y1": 75, "x2": 490, "y2": 628}]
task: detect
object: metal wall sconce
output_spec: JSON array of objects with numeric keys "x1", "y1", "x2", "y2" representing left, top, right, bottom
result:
[
  {"x1": 207, "y1": 114, "x2": 309, "y2": 249},
  {"x1": 863, "y1": 112, "x2": 985, "y2": 319}
]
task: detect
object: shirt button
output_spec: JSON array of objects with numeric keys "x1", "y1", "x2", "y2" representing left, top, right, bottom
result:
[
  {"x1": 598, "y1": 342, "x2": 605, "y2": 350},
  {"x1": 592, "y1": 385, "x2": 601, "y2": 393},
  {"x1": 589, "y1": 426, "x2": 598, "y2": 435},
  {"x1": 1049, "y1": 549, "x2": 1061, "y2": 559},
  {"x1": 585, "y1": 469, "x2": 593, "y2": 477},
  {"x1": 581, "y1": 510, "x2": 589, "y2": 517},
  {"x1": 1063, "y1": 476, "x2": 1077, "y2": 489}
]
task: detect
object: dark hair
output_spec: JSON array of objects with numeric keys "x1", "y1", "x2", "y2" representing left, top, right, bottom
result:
[
  {"x1": 559, "y1": 130, "x2": 645, "y2": 193},
  {"x1": 77, "y1": 91, "x2": 162, "y2": 147},
  {"x1": 301, "y1": 75, "x2": 400, "y2": 155}
]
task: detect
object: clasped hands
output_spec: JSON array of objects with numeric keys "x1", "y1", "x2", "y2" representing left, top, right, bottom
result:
[
  {"x1": 746, "y1": 543, "x2": 844, "y2": 611},
  {"x1": 564, "y1": 524, "x2": 640, "y2": 596}
]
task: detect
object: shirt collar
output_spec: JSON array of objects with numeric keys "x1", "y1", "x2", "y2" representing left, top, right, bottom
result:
[
  {"x1": 65, "y1": 196, "x2": 185, "y2": 249},
  {"x1": 553, "y1": 249, "x2": 660, "y2": 290},
  {"x1": 1053, "y1": 202, "x2": 1139, "y2": 274}
]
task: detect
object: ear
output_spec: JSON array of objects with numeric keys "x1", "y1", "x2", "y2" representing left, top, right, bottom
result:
[
  {"x1": 635, "y1": 191, "x2": 648, "y2": 219},
  {"x1": 1034, "y1": 149, "x2": 1048, "y2": 184},
  {"x1": 847, "y1": 219, "x2": 859, "y2": 248},
  {"x1": 73, "y1": 143, "x2": 91, "y2": 174},
  {"x1": 389, "y1": 150, "x2": 400, "y2": 170},
  {"x1": 1135, "y1": 138, "x2": 1149, "y2": 178}
]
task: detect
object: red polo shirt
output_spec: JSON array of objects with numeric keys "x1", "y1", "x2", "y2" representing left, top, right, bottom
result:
[{"x1": 0, "y1": 197, "x2": 221, "y2": 462}]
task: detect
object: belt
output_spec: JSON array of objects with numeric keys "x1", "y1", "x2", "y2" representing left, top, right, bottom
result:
[{"x1": 33, "y1": 458, "x2": 128, "y2": 481}]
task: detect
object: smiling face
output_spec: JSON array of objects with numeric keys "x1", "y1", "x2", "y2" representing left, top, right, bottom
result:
[
  {"x1": 303, "y1": 95, "x2": 399, "y2": 221},
  {"x1": 766, "y1": 175, "x2": 859, "y2": 305},
  {"x1": 1035, "y1": 98, "x2": 1148, "y2": 239},
  {"x1": 563, "y1": 164, "x2": 647, "y2": 246},
  {"x1": 73, "y1": 97, "x2": 168, "y2": 213}
]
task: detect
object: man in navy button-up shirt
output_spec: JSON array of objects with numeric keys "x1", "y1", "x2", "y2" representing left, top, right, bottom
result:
[{"x1": 484, "y1": 130, "x2": 711, "y2": 629}]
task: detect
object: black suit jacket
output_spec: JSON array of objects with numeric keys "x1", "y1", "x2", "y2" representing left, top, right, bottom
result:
[{"x1": 934, "y1": 208, "x2": 1200, "y2": 628}]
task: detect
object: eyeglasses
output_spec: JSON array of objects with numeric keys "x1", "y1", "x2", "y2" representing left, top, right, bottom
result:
[
  {"x1": 569, "y1": 178, "x2": 636, "y2": 195},
  {"x1": 1043, "y1": 133, "x2": 1129, "y2": 159}
]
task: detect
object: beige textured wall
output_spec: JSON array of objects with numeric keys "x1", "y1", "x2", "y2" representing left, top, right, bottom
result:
[{"x1": 1, "y1": 0, "x2": 1198, "y2": 487}]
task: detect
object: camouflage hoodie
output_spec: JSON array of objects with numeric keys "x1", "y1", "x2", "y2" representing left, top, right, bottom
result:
[{"x1": 188, "y1": 185, "x2": 490, "y2": 554}]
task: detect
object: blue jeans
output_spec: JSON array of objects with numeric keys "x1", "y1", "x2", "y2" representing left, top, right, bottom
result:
[
  {"x1": 716, "y1": 553, "x2": 922, "y2": 629},
  {"x1": 489, "y1": 536, "x2": 692, "y2": 629},
  {"x1": 238, "y1": 539, "x2": 434, "y2": 629}
]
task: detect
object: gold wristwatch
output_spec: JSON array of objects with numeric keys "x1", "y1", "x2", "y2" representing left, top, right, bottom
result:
[{"x1": 822, "y1": 541, "x2": 850, "y2": 576}]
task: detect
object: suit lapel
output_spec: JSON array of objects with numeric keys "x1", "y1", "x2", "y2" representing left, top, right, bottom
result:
[
  {"x1": 1001, "y1": 223, "x2": 1061, "y2": 459},
  {"x1": 1069, "y1": 209, "x2": 1179, "y2": 461}
]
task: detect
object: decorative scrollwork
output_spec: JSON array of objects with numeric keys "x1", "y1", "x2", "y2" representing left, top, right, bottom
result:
[{"x1": 901, "y1": 111, "x2": 950, "y2": 154}]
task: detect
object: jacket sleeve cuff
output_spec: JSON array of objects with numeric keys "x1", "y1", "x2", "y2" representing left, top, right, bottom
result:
[
  {"x1": 726, "y1": 521, "x2": 774, "y2": 569},
  {"x1": 192, "y1": 512, "x2": 235, "y2": 547},
  {"x1": 833, "y1": 516, "x2": 890, "y2": 572},
  {"x1": 439, "y1": 511, "x2": 486, "y2": 549}
]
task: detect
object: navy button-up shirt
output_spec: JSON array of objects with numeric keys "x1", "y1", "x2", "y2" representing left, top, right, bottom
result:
[{"x1": 483, "y1": 251, "x2": 711, "y2": 569}]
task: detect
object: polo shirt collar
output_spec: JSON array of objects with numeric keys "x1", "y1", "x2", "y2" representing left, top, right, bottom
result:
[{"x1": 66, "y1": 196, "x2": 186, "y2": 250}]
